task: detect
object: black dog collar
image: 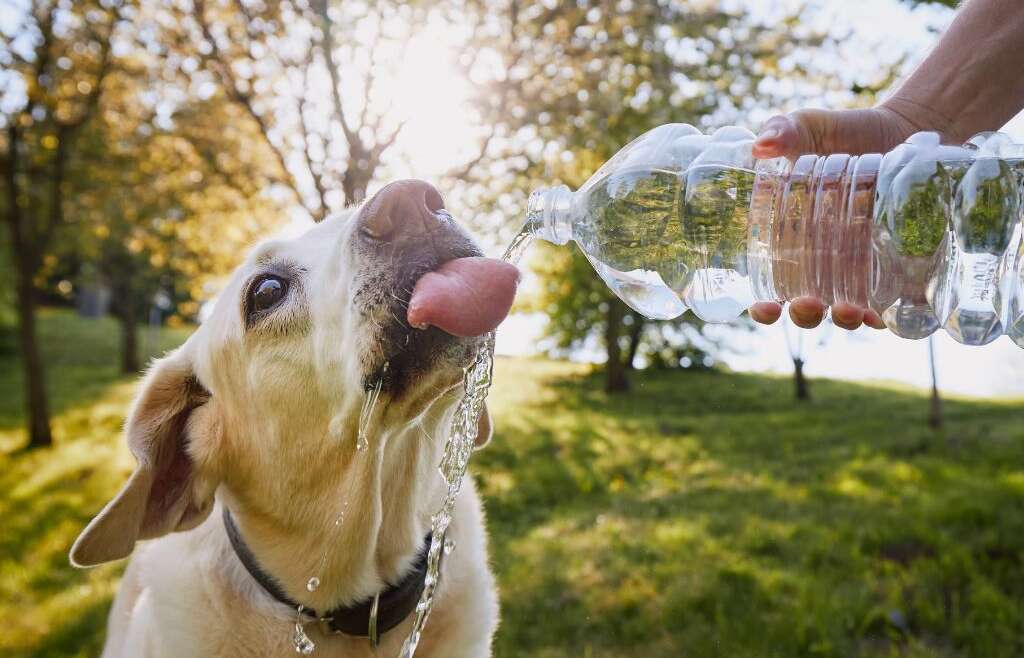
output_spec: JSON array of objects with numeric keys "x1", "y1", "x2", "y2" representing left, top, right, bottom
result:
[{"x1": 223, "y1": 506, "x2": 432, "y2": 639}]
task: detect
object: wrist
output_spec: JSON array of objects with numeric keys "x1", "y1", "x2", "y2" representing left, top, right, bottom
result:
[
  {"x1": 876, "y1": 97, "x2": 954, "y2": 144},
  {"x1": 876, "y1": 98, "x2": 961, "y2": 145}
]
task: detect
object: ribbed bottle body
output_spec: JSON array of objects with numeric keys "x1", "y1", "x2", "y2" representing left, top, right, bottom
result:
[{"x1": 527, "y1": 124, "x2": 1024, "y2": 347}]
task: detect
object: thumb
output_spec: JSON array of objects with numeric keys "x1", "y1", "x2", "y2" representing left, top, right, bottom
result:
[{"x1": 753, "y1": 108, "x2": 911, "y2": 160}]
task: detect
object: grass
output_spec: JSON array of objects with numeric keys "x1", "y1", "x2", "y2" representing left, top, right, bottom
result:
[{"x1": 2, "y1": 309, "x2": 1024, "y2": 657}]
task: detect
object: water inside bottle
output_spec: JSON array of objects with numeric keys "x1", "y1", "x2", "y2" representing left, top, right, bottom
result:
[{"x1": 573, "y1": 164, "x2": 755, "y2": 321}]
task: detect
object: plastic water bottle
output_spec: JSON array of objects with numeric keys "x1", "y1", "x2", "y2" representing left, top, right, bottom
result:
[{"x1": 526, "y1": 123, "x2": 1024, "y2": 347}]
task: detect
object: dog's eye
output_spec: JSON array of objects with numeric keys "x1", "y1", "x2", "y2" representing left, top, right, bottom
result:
[{"x1": 250, "y1": 276, "x2": 287, "y2": 312}]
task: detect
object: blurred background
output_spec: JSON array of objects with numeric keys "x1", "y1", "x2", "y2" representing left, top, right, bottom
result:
[{"x1": 2, "y1": 0, "x2": 1023, "y2": 656}]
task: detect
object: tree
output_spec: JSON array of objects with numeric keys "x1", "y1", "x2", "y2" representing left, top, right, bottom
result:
[
  {"x1": 0, "y1": 0, "x2": 128, "y2": 447},
  {"x1": 927, "y1": 335, "x2": 942, "y2": 429},
  {"x1": 61, "y1": 48, "x2": 282, "y2": 373},
  {"x1": 152, "y1": 0, "x2": 439, "y2": 222},
  {"x1": 784, "y1": 320, "x2": 811, "y2": 401}
]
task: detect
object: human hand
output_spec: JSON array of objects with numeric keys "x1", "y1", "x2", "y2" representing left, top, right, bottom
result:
[{"x1": 748, "y1": 106, "x2": 931, "y2": 330}]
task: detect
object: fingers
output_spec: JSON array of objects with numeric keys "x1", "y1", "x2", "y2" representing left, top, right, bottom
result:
[
  {"x1": 829, "y1": 304, "x2": 886, "y2": 331},
  {"x1": 788, "y1": 297, "x2": 826, "y2": 328},
  {"x1": 750, "y1": 299, "x2": 886, "y2": 331},
  {"x1": 749, "y1": 297, "x2": 834, "y2": 330},
  {"x1": 750, "y1": 302, "x2": 783, "y2": 325},
  {"x1": 863, "y1": 309, "x2": 886, "y2": 330},
  {"x1": 754, "y1": 107, "x2": 915, "y2": 161},
  {"x1": 832, "y1": 303, "x2": 868, "y2": 331},
  {"x1": 752, "y1": 115, "x2": 802, "y2": 159}
]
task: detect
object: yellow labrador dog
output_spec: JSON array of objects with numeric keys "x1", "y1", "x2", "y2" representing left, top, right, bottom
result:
[{"x1": 70, "y1": 180, "x2": 519, "y2": 657}]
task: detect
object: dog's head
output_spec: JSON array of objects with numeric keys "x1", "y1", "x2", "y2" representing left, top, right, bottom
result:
[{"x1": 70, "y1": 180, "x2": 517, "y2": 567}]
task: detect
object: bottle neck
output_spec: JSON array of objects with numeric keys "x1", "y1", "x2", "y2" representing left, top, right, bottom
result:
[
  {"x1": 749, "y1": 153, "x2": 881, "y2": 308},
  {"x1": 527, "y1": 185, "x2": 574, "y2": 245}
]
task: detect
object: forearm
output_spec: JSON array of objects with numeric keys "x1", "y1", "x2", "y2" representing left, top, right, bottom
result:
[{"x1": 882, "y1": 0, "x2": 1024, "y2": 142}]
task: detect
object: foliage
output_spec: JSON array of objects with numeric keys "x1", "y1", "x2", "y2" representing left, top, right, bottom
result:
[
  {"x1": 954, "y1": 159, "x2": 1019, "y2": 254},
  {"x1": 0, "y1": 0, "x2": 125, "y2": 270},
  {"x1": 886, "y1": 161, "x2": 952, "y2": 259},
  {"x1": 150, "y1": 0, "x2": 464, "y2": 218},
  {"x1": 3, "y1": 311, "x2": 1024, "y2": 657},
  {"x1": 1, "y1": 0, "x2": 130, "y2": 445},
  {"x1": 59, "y1": 61, "x2": 284, "y2": 325},
  {"x1": 0, "y1": 310, "x2": 191, "y2": 657}
]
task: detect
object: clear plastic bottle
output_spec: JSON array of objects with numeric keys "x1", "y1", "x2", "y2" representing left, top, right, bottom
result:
[{"x1": 526, "y1": 123, "x2": 1024, "y2": 347}]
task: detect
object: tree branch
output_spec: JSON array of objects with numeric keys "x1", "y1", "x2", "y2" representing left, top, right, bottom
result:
[
  {"x1": 57, "y1": 16, "x2": 114, "y2": 130},
  {"x1": 312, "y1": 0, "x2": 362, "y2": 152},
  {"x1": 444, "y1": 1, "x2": 527, "y2": 182},
  {"x1": 370, "y1": 118, "x2": 405, "y2": 161},
  {"x1": 3, "y1": 123, "x2": 35, "y2": 273},
  {"x1": 298, "y1": 51, "x2": 328, "y2": 221},
  {"x1": 193, "y1": 0, "x2": 308, "y2": 215},
  {"x1": 35, "y1": 123, "x2": 68, "y2": 251}
]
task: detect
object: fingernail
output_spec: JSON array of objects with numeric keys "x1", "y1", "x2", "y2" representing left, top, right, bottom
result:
[
  {"x1": 756, "y1": 127, "x2": 781, "y2": 142},
  {"x1": 866, "y1": 316, "x2": 885, "y2": 330},
  {"x1": 791, "y1": 308, "x2": 822, "y2": 326}
]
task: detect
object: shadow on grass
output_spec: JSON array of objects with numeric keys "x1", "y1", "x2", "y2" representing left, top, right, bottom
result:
[
  {"x1": 17, "y1": 597, "x2": 111, "y2": 658},
  {"x1": 480, "y1": 359, "x2": 1024, "y2": 658},
  {"x1": 0, "y1": 309, "x2": 190, "y2": 439},
  {"x1": 2, "y1": 324, "x2": 1022, "y2": 657},
  {"x1": 0, "y1": 310, "x2": 178, "y2": 655}
]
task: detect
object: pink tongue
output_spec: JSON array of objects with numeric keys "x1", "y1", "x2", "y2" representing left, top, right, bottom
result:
[{"x1": 407, "y1": 257, "x2": 520, "y2": 337}]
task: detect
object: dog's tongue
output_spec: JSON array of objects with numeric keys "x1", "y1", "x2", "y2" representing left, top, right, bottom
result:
[{"x1": 407, "y1": 257, "x2": 519, "y2": 337}]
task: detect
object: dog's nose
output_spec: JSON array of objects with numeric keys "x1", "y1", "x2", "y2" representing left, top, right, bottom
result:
[{"x1": 360, "y1": 179, "x2": 447, "y2": 241}]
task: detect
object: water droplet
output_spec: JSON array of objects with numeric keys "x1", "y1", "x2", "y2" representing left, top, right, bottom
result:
[
  {"x1": 306, "y1": 577, "x2": 320, "y2": 592},
  {"x1": 327, "y1": 412, "x2": 346, "y2": 441},
  {"x1": 292, "y1": 623, "x2": 315, "y2": 655},
  {"x1": 357, "y1": 368, "x2": 386, "y2": 450},
  {"x1": 443, "y1": 538, "x2": 455, "y2": 554}
]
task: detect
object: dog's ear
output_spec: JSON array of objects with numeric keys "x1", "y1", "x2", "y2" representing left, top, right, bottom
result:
[
  {"x1": 70, "y1": 346, "x2": 216, "y2": 567},
  {"x1": 473, "y1": 404, "x2": 493, "y2": 450}
]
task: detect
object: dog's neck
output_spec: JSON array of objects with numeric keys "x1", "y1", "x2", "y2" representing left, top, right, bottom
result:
[{"x1": 218, "y1": 393, "x2": 453, "y2": 612}]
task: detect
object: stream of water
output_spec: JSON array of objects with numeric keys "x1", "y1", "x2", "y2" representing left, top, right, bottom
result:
[
  {"x1": 397, "y1": 227, "x2": 535, "y2": 658},
  {"x1": 292, "y1": 227, "x2": 535, "y2": 656}
]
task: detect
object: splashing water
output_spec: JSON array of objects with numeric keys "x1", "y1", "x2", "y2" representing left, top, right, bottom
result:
[
  {"x1": 292, "y1": 229, "x2": 536, "y2": 656},
  {"x1": 398, "y1": 227, "x2": 535, "y2": 658},
  {"x1": 357, "y1": 363, "x2": 388, "y2": 451},
  {"x1": 292, "y1": 362, "x2": 388, "y2": 652},
  {"x1": 293, "y1": 614, "x2": 316, "y2": 655}
]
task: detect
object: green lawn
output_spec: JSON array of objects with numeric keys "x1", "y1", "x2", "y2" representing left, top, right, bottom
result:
[{"x1": 2, "y1": 310, "x2": 1023, "y2": 657}]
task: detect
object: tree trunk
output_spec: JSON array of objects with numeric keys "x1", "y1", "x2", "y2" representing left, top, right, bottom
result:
[
  {"x1": 624, "y1": 316, "x2": 644, "y2": 371},
  {"x1": 118, "y1": 297, "x2": 140, "y2": 374},
  {"x1": 604, "y1": 300, "x2": 629, "y2": 393},
  {"x1": 928, "y1": 336, "x2": 942, "y2": 429},
  {"x1": 5, "y1": 123, "x2": 53, "y2": 448},
  {"x1": 793, "y1": 358, "x2": 810, "y2": 401},
  {"x1": 13, "y1": 269, "x2": 53, "y2": 448}
]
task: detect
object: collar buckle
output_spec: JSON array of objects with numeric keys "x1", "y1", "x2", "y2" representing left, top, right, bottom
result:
[{"x1": 368, "y1": 592, "x2": 381, "y2": 648}]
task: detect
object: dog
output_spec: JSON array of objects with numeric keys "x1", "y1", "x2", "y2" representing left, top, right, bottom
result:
[{"x1": 70, "y1": 180, "x2": 519, "y2": 657}]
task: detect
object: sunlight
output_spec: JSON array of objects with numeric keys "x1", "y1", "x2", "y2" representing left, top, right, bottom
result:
[{"x1": 378, "y1": 19, "x2": 479, "y2": 179}]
